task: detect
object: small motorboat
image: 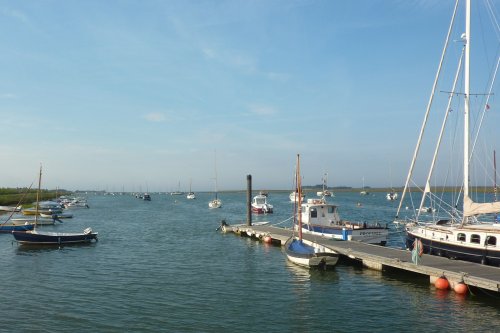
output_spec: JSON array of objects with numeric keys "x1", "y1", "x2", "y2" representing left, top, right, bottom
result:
[{"x1": 251, "y1": 194, "x2": 273, "y2": 214}]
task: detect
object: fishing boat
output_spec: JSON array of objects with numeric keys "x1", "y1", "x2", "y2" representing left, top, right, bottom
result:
[
  {"x1": 316, "y1": 173, "x2": 333, "y2": 197},
  {"x1": 397, "y1": 0, "x2": 500, "y2": 266},
  {"x1": 299, "y1": 197, "x2": 389, "y2": 245},
  {"x1": 285, "y1": 154, "x2": 339, "y2": 269},
  {"x1": 12, "y1": 166, "x2": 98, "y2": 245},
  {"x1": 251, "y1": 194, "x2": 273, "y2": 214},
  {"x1": 208, "y1": 151, "x2": 222, "y2": 209}
]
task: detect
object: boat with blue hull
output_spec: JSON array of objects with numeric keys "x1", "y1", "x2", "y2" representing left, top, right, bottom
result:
[
  {"x1": 285, "y1": 154, "x2": 339, "y2": 269},
  {"x1": 11, "y1": 165, "x2": 98, "y2": 246},
  {"x1": 12, "y1": 228, "x2": 97, "y2": 245},
  {"x1": 396, "y1": 0, "x2": 500, "y2": 267},
  {"x1": 0, "y1": 222, "x2": 34, "y2": 233}
]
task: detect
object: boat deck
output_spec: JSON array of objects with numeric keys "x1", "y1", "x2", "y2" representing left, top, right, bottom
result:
[{"x1": 225, "y1": 223, "x2": 500, "y2": 292}]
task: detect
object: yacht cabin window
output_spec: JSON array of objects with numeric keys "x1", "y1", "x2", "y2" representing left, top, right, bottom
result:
[
  {"x1": 457, "y1": 233, "x2": 466, "y2": 242},
  {"x1": 486, "y1": 236, "x2": 497, "y2": 246},
  {"x1": 310, "y1": 208, "x2": 317, "y2": 218},
  {"x1": 470, "y1": 234, "x2": 480, "y2": 244}
]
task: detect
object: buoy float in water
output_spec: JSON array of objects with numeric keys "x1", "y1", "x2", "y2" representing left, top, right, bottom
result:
[
  {"x1": 454, "y1": 282, "x2": 468, "y2": 295},
  {"x1": 263, "y1": 235, "x2": 272, "y2": 244},
  {"x1": 435, "y1": 276, "x2": 450, "y2": 290}
]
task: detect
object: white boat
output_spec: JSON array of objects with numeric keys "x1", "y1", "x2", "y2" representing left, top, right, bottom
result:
[
  {"x1": 360, "y1": 177, "x2": 369, "y2": 195},
  {"x1": 386, "y1": 191, "x2": 398, "y2": 201},
  {"x1": 285, "y1": 155, "x2": 339, "y2": 269},
  {"x1": 0, "y1": 205, "x2": 22, "y2": 212},
  {"x1": 299, "y1": 198, "x2": 389, "y2": 245},
  {"x1": 208, "y1": 151, "x2": 222, "y2": 209},
  {"x1": 186, "y1": 179, "x2": 196, "y2": 199},
  {"x1": 289, "y1": 190, "x2": 305, "y2": 203},
  {"x1": 316, "y1": 173, "x2": 333, "y2": 197},
  {"x1": 40, "y1": 212, "x2": 73, "y2": 219},
  {"x1": 209, "y1": 198, "x2": 222, "y2": 209},
  {"x1": 396, "y1": 0, "x2": 500, "y2": 266},
  {"x1": 170, "y1": 181, "x2": 183, "y2": 195},
  {"x1": 251, "y1": 194, "x2": 273, "y2": 214}
]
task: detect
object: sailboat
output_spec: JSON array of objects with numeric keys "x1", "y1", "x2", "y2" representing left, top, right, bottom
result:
[
  {"x1": 208, "y1": 151, "x2": 222, "y2": 209},
  {"x1": 12, "y1": 166, "x2": 98, "y2": 245},
  {"x1": 186, "y1": 179, "x2": 196, "y2": 199},
  {"x1": 170, "y1": 181, "x2": 183, "y2": 195},
  {"x1": 285, "y1": 154, "x2": 339, "y2": 269},
  {"x1": 360, "y1": 177, "x2": 369, "y2": 195},
  {"x1": 397, "y1": 0, "x2": 500, "y2": 266}
]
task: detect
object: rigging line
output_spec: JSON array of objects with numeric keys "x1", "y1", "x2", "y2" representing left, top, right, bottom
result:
[
  {"x1": 485, "y1": 0, "x2": 500, "y2": 41},
  {"x1": 396, "y1": 0, "x2": 460, "y2": 218},
  {"x1": 469, "y1": 56, "x2": 500, "y2": 164},
  {"x1": 418, "y1": 46, "x2": 465, "y2": 217}
]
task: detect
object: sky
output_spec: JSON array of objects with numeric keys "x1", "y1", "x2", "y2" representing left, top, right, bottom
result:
[{"x1": 0, "y1": 0, "x2": 498, "y2": 192}]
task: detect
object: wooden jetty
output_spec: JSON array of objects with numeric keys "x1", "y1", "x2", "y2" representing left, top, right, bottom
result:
[{"x1": 222, "y1": 223, "x2": 500, "y2": 293}]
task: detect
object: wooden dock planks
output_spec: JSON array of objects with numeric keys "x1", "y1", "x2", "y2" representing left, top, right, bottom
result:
[{"x1": 224, "y1": 223, "x2": 500, "y2": 292}]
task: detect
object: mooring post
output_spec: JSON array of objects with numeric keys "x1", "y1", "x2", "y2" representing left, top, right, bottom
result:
[{"x1": 247, "y1": 174, "x2": 252, "y2": 226}]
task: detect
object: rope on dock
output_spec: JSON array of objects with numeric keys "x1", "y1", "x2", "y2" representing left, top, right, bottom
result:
[{"x1": 270, "y1": 215, "x2": 294, "y2": 227}]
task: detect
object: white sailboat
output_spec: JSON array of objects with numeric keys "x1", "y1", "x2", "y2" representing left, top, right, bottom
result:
[
  {"x1": 186, "y1": 179, "x2": 195, "y2": 199},
  {"x1": 397, "y1": 0, "x2": 500, "y2": 266},
  {"x1": 360, "y1": 176, "x2": 369, "y2": 195},
  {"x1": 208, "y1": 151, "x2": 222, "y2": 209}
]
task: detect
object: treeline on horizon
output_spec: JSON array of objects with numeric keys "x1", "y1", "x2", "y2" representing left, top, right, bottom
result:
[{"x1": 0, "y1": 188, "x2": 71, "y2": 206}]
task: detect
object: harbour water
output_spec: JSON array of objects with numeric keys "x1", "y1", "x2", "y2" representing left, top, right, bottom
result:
[{"x1": 1, "y1": 191, "x2": 500, "y2": 332}]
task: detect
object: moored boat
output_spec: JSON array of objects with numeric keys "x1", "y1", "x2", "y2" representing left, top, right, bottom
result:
[
  {"x1": 285, "y1": 154, "x2": 339, "y2": 269},
  {"x1": 12, "y1": 228, "x2": 97, "y2": 245},
  {"x1": 251, "y1": 194, "x2": 273, "y2": 214},
  {"x1": 0, "y1": 220, "x2": 34, "y2": 233},
  {"x1": 12, "y1": 166, "x2": 98, "y2": 246},
  {"x1": 299, "y1": 198, "x2": 389, "y2": 245},
  {"x1": 396, "y1": 0, "x2": 500, "y2": 266}
]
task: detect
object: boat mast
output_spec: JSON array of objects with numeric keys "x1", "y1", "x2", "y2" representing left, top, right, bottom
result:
[
  {"x1": 463, "y1": 0, "x2": 471, "y2": 222},
  {"x1": 35, "y1": 165, "x2": 42, "y2": 228},
  {"x1": 297, "y1": 154, "x2": 303, "y2": 241},
  {"x1": 395, "y1": 0, "x2": 459, "y2": 218}
]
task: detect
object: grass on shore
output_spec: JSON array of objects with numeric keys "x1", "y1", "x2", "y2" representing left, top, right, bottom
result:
[{"x1": 0, "y1": 188, "x2": 70, "y2": 206}]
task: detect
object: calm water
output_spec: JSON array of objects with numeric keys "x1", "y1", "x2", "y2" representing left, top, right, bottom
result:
[{"x1": 1, "y1": 192, "x2": 500, "y2": 333}]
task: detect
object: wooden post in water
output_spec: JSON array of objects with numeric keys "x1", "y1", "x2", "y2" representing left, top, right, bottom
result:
[{"x1": 247, "y1": 174, "x2": 252, "y2": 226}]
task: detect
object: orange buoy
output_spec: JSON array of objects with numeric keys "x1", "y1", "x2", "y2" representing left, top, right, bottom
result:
[
  {"x1": 454, "y1": 282, "x2": 468, "y2": 295},
  {"x1": 263, "y1": 235, "x2": 273, "y2": 244},
  {"x1": 435, "y1": 276, "x2": 450, "y2": 290}
]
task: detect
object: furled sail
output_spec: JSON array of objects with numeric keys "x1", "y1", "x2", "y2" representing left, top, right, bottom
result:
[{"x1": 463, "y1": 196, "x2": 500, "y2": 217}]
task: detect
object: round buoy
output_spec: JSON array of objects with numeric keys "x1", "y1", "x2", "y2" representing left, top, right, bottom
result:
[
  {"x1": 454, "y1": 282, "x2": 468, "y2": 295},
  {"x1": 435, "y1": 276, "x2": 450, "y2": 290},
  {"x1": 263, "y1": 235, "x2": 272, "y2": 244}
]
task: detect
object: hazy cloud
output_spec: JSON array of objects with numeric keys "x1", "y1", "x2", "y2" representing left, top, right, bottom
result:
[{"x1": 144, "y1": 112, "x2": 166, "y2": 122}]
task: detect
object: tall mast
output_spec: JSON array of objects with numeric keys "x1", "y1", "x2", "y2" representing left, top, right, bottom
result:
[
  {"x1": 297, "y1": 154, "x2": 303, "y2": 241},
  {"x1": 463, "y1": 0, "x2": 471, "y2": 211},
  {"x1": 35, "y1": 165, "x2": 42, "y2": 227}
]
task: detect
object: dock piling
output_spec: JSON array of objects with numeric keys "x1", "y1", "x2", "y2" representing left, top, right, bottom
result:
[{"x1": 246, "y1": 175, "x2": 252, "y2": 226}]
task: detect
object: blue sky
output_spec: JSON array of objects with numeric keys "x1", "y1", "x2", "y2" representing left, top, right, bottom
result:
[{"x1": 0, "y1": 0, "x2": 497, "y2": 192}]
